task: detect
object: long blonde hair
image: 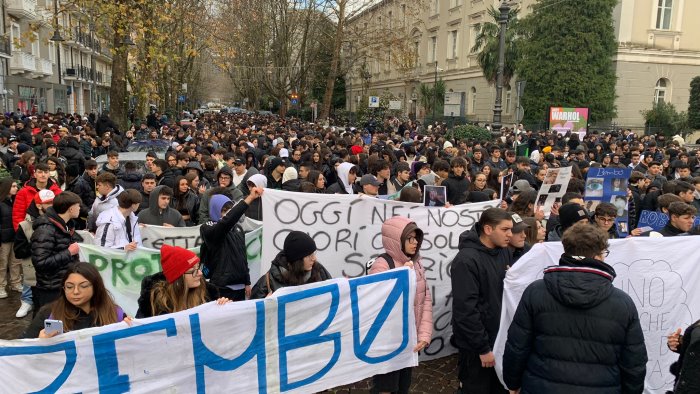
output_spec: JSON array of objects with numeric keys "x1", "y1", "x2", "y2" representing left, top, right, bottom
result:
[{"x1": 150, "y1": 275, "x2": 207, "y2": 315}]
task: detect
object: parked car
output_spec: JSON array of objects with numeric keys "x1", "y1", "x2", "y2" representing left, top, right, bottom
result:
[{"x1": 126, "y1": 140, "x2": 170, "y2": 156}]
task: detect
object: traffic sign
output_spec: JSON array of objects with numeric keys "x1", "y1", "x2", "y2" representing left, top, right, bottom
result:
[
  {"x1": 291, "y1": 99, "x2": 298, "y2": 105},
  {"x1": 178, "y1": 95, "x2": 186, "y2": 103},
  {"x1": 368, "y1": 96, "x2": 379, "y2": 108}
]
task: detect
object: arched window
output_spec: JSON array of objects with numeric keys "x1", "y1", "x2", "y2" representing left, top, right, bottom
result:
[
  {"x1": 654, "y1": 78, "x2": 670, "y2": 104},
  {"x1": 469, "y1": 87, "x2": 477, "y2": 114}
]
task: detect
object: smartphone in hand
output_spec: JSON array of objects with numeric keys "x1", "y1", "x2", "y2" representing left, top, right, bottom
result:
[{"x1": 44, "y1": 319, "x2": 64, "y2": 336}]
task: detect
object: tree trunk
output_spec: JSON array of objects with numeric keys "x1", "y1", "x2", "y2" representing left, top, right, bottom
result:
[
  {"x1": 320, "y1": 1, "x2": 345, "y2": 120},
  {"x1": 109, "y1": 33, "x2": 129, "y2": 132}
]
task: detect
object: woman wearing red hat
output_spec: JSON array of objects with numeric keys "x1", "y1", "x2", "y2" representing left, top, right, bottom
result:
[{"x1": 137, "y1": 244, "x2": 226, "y2": 317}]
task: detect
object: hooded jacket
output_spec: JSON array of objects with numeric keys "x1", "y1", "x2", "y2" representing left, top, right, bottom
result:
[
  {"x1": 31, "y1": 207, "x2": 83, "y2": 290},
  {"x1": 12, "y1": 178, "x2": 63, "y2": 230},
  {"x1": 450, "y1": 228, "x2": 512, "y2": 354},
  {"x1": 95, "y1": 205, "x2": 142, "y2": 249},
  {"x1": 503, "y1": 255, "x2": 647, "y2": 394},
  {"x1": 243, "y1": 174, "x2": 266, "y2": 221},
  {"x1": 137, "y1": 185, "x2": 185, "y2": 227},
  {"x1": 199, "y1": 195, "x2": 250, "y2": 288},
  {"x1": 250, "y1": 251, "x2": 332, "y2": 299},
  {"x1": 369, "y1": 216, "x2": 433, "y2": 344},
  {"x1": 69, "y1": 172, "x2": 96, "y2": 209},
  {"x1": 326, "y1": 162, "x2": 357, "y2": 194},
  {"x1": 58, "y1": 138, "x2": 86, "y2": 174},
  {"x1": 87, "y1": 184, "x2": 124, "y2": 232}
]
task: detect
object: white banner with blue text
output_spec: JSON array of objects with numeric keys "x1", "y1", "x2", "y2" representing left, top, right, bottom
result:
[
  {"x1": 493, "y1": 237, "x2": 700, "y2": 394},
  {"x1": 0, "y1": 269, "x2": 417, "y2": 393},
  {"x1": 262, "y1": 189, "x2": 500, "y2": 360}
]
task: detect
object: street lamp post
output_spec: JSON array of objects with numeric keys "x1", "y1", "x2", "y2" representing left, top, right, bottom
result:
[
  {"x1": 50, "y1": 0, "x2": 64, "y2": 86},
  {"x1": 492, "y1": 1, "x2": 511, "y2": 132}
]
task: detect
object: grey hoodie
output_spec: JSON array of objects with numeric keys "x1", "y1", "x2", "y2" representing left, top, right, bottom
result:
[{"x1": 137, "y1": 185, "x2": 185, "y2": 227}]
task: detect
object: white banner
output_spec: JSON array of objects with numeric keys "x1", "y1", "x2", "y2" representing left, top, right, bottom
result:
[
  {"x1": 493, "y1": 237, "x2": 700, "y2": 394},
  {"x1": 262, "y1": 189, "x2": 500, "y2": 359},
  {"x1": 0, "y1": 269, "x2": 417, "y2": 393}
]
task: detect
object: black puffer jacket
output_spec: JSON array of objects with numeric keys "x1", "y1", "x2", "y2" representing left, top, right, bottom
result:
[
  {"x1": 70, "y1": 173, "x2": 96, "y2": 208},
  {"x1": 31, "y1": 208, "x2": 83, "y2": 291},
  {"x1": 250, "y1": 251, "x2": 332, "y2": 299},
  {"x1": 58, "y1": 138, "x2": 86, "y2": 174},
  {"x1": 503, "y1": 254, "x2": 647, "y2": 394},
  {"x1": 450, "y1": 228, "x2": 512, "y2": 354},
  {"x1": 135, "y1": 272, "x2": 219, "y2": 318},
  {"x1": 0, "y1": 197, "x2": 14, "y2": 243},
  {"x1": 442, "y1": 172, "x2": 470, "y2": 205}
]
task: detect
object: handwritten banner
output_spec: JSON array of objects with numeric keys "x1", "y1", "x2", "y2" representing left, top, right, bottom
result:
[
  {"x1": 494, "y1": 238, "x2": 700, "y2": 394},
  {"x1": 637, "y1": 210, "x2": 700, "y2": 232},
  {"x1": 584, "y1": 167, "x2": 632, "y2": 237},
  {"x1": 0, "y1": 269, "x2": 417, "y2": 393},
  {"x1": 261, "y1": 189, "x2": 500, "y2": 360}
]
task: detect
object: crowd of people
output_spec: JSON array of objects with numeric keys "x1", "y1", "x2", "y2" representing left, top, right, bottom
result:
[{"x1": 0, "y1": 109, "x2": 698, "y2": 393}]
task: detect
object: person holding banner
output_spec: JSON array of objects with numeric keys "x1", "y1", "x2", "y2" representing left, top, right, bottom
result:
[
  {"x1": 502, "y1": 222, "x2": 647, "y2": 394},
  {"x1": 22, "y1": 262, "x2": 129, "y2": 338},
  {"x1": 200, "y1": 186, "x2": 263, "y2": 301},
  {"x1": 140, "y1": 245, "x2": 225, "y2": 317},
  {"x1": 368, "y1": 216, "x2": 433, "y2": 394}
]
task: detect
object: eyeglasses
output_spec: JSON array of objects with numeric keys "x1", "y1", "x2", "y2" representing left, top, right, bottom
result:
[
  {"x1": 602, "y1": 250, "x2": 610, "y2": 257},
  {"x1": 407, "y1": 236, "x2": 419, "y2": 244},
  {"x1": 64, "y1": 282, "x2": 93, "y2": 292},
  {"x1": 185, "y1": 264, "x2": 202, "y2": 276},
  {"x1": 596, "y1": 216, "x2": 615, "y2": 224}
]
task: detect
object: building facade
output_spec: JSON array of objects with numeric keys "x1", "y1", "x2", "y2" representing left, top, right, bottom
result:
[
  {"x1": 345, "y1": 0, "x2": 700, "y2": 129},
  {"x1": 4, "y1": 0, "x2": 111, "y2": 115}
]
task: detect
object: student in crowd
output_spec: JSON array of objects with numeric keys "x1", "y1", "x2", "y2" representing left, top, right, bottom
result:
[
  {"x1": 138, "y1": 245, "x2": 225, "y2": 317},
  {"x1": 667, "y1": 319, "x2": 700, "y2": 394},
  {"x1": 22, "y1": 262, "x2": 130, "y2": 338},
  {"x1": 451, "y1": 208, "x2": 513, "y2": 394},
  {"x1": 251, "y1": 231, "x2": 332, "y2": 299},
  {"x1": 12, "y1": 162, "x2": 62, "y2": 230},
  {"x1": 137, "y1": 185, "x2": 185, "y2": 227},
  {"x1": 200, "y1": 187, "x2": 263, "y2": 301},
  {"x1": 30, "y1": 191, "x2": 83, "y2": 315},
  {"x1": 0, "y1": 179, "x2": 20, "y2": 299},
  {"x1": 503, "y1": 222, "x2": 647, "y2": 393},
  {"x1": 508, "y1": 213, "x2": 531, "y2": 262},
  {"x1": 95, "y1": 189, "x2": 143, "y2": 250},
  {"x1": 327, "y1": 162, "x2": 358, "y2": 194},
  {"x1": 591, "y1": 202, "x2": 619, "y2": 239},
  {"x1": 522, "y1": 217, "x2": 545, "y2": 245},
  {"x1": 87, "y1": 172, "x2": 124, "y2": 232},
  {"x1": 368, "y1": 216, "x2": 433, "y2": 394},
  {"x1": 442, "y1": 157, "x2": 470, "y2": 205}
]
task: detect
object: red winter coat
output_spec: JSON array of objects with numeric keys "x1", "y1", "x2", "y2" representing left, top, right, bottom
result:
[
  {"x1": 369, "y1": 216, "x2": 433, "y2": 344},
  {"x1": 12, "y1": 179, "x2": 62, "y2": 230}
]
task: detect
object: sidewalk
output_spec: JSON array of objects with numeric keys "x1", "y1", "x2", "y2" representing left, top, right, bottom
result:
[{"x1": 0, "y1": 290, "x2": 460, "y2": 393}]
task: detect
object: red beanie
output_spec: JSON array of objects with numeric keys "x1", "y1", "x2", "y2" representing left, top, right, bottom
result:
[
  {"x1": 160, "y1": 244, "x2": 200, "y2": 283},
  {"x1": 351, "y1": 145, "x2": 363, "y2": 155}
]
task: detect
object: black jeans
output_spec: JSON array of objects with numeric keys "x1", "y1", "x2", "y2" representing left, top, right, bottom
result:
[
  {"x1": 31, "y1": 287, "x2": 61, "y2": 318},
  {"x1": 371, "y1": 367, "x2": 413, "y2": 394},
  {"x1": 457, "y1": 351, "x2": 508, "y2": 394}
]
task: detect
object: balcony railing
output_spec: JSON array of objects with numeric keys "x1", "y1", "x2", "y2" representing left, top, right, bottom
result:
[
  {"x1": 35, "y1": 58, "x2": 53, "y2": 76},
  {"x1": 6, "y1": 0, "x2": 38, "y2": 20},
  {"x1": 10, "y1": 52, "x2": 37, "y2": 74}
]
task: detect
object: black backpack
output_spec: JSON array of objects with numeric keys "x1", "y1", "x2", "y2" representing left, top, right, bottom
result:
[{"x1": 365, "y1": 253, "x2": 395, "y2": 275}]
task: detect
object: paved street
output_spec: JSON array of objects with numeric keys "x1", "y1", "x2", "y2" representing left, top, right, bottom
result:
[{"x1": 0, "y1": 291, "x2": 459, "y2": 393}]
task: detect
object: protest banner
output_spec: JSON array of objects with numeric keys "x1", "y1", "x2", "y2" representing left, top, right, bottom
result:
[
  {"x1": 0, "y1": 269, "x2": 417, "y2": 394},
  {"x1": 535, "y1": 167, "x2": 572, "y2": 218},
  {"x1": 78, "y1": 225, "x2": 264, "y2": 317},
  {"x1": 493, "y1": 238, "x2": 700, "y2": 394},
  {"x1": 584, "y1": 167, "x2": 632, "y2": 237},
  {"x1": 549, "y1": 107, "x2": 588, "y2": 138},
  {"x1": 637, "y1": 210, "x2": 700, "y2": 232},
  {"x1": 262, "y1": 189, "x2": 500, "y2": 359}
]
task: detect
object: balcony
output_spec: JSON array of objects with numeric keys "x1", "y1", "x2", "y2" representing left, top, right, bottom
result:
[
  {"x1": 6, "y1": 0, "x2": 38, "y2": 20},
  {"x1": 10, "y1": 52, "x2": 37, "y2": 75},
  {"x1": 34, "y1": 58, "x2": 53, "y2": 76},
  {"x1": 63, "y1": 67, "x2": 77, "y2": 79},
  {"x1": 0, "y1": 37, "x2": 11, "y2": 59}
]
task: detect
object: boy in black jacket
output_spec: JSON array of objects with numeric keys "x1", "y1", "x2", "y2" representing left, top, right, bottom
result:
[{"x1": 200, "y1": 187, "x2": 262, "y2": 301}]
